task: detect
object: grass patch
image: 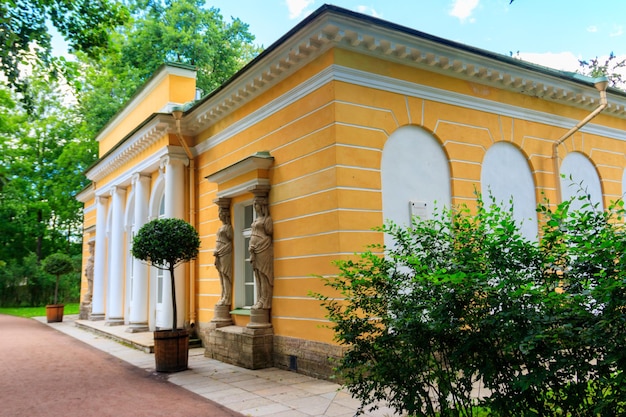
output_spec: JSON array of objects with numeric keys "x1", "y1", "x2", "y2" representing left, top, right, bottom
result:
[{"x1": 0, "y1": 303, "x2": 80, "y2": 318}]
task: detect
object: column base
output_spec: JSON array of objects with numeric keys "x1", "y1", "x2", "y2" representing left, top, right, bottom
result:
[
  {"x1": 209, "y1": 304, "x2": 233, "y2": 329},
  {"x1": 105, "y1": 318, "x2": 124, "y2": 326},
  {"x1": 89, "y1": 313, "x2": 105, "y2": 321},
  {"x1": 126, "y1": 323, "x2": 149, "y2": 333},
  {"x1": 79, "y1": 303, "x2": 91, "y2": 320},
  {"x1": 247, "y1": 308, "x2": 272, "y2": 329}
]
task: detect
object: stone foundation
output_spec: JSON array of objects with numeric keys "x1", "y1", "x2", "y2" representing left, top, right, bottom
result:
[
  {"x1": 273, "y1": 335, "x2": 345, "y2": 381},
  {"x1": 79, "y1": 303, "x2": 91, "y2": 320},
  {"x1": 204, "y1": 325, "x2": 273, "y2": 369},
  {"x1": 198, "y1": 321, "x2": 345, "y2": 381}
]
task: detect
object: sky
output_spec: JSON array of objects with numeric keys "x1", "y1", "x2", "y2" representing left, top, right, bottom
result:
[{"x1": 204, "y1": 0, "x2": 626, "y2": 73}]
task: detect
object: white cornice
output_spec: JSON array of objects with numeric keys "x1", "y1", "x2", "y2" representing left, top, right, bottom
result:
[
  {"x1": 182, "y1": 7, "x2": 626, "y2": 137},
  {"x1": 76, "y1": 183, "x2": 95, "y2": 203},
  {"x1": 206, "y1": 152, "x2": 275, "y2": 184},
  {"x1": 193, "y1": 64, "x2": 625, "y2": 157},
  {"x1": 88, "y1": 8, "x2": 626, "y2": 188},
  {"x1": 87, "y1": 117, "x2": 172, "y2": 182}
]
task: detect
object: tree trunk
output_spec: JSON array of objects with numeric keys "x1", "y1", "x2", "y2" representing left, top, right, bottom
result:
[
  {"x1": 170, "y1": 265, "x2": 177, "y2": 330},
  {"x1": 36, "y1": 209, "x2": 43, "y2": 261},
  {"x1": 54, "y1": 274, "x2": 60, "y2": 305}
]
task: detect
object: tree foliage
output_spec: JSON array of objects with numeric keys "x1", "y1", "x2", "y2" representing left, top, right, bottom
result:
[
  {"x1": 0, "y1": 0, "x2": 128, "y2": 95},
  {"x1": 0, "y1": 65, "x2": 93, "y2": 307},
  {"x1": 0, "y1": 0, "x2": 258, "y2": 308},
  {"x1": 579, "y1": 52, "x2": 626, "y2": 89},
  {"x1": 132, "y1": 218, "x2": 200, "y2": 329},
  {"x1": 77, "y1": 0, "x2": 260, "y2": 137},
  {"x1": 0, "y1": 67, "x2": 93, "y2": 263},
  {"x1": 315, "y1": 192, "x2": 626, "y2": 416}
]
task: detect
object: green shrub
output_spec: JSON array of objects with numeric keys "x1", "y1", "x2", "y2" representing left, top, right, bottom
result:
[{"x1": 315, "y1": 192, "x2": 626, "y2": 416}]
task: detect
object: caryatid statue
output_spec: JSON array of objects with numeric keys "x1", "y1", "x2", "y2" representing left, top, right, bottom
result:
[
  {"x1": 83, "y1": 240, "x2": 95, "y2": 305},
  {"x1": 214, "y1": 203, "x2": 233, "y2": 306},
  {"x1": 249, "y1": 195, "x2": 273, "y2": 310}
]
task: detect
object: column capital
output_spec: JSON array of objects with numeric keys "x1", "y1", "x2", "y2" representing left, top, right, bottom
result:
[
  {"x1": 110, "y1": 185, "x2": 127, "y2": 197},
  {"x1": 160, "y1": 153, "x2": 189, "y2": 171},
  {"x1": 131, "y1": 172, "x2": 151, "y2": 185},
  {"x1": 95, "y1": 195, "x2": 110, "y2": 205}
]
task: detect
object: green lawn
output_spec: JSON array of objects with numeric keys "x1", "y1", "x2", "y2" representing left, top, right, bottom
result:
[{"x1": 0, "y1": 303, "x2": 80, "y2": 318}]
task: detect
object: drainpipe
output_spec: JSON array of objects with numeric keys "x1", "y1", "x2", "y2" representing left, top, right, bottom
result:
[
  {"x1": 552, "y1": 76, "x2": 609, "y2": 204},
  {"x1": 171, "y1": 107, "x2": 197, "y2": 332}
]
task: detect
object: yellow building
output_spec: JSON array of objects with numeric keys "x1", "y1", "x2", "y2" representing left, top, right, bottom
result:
[{"x1": 77, "y1": 5, "x2": 626, "y2": 378}]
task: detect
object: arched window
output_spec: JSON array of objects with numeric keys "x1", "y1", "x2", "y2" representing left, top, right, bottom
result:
[
  {"x1": 560, "y1": 152, "x2": 603, "y2": 211},
  {"x1": 381, "y1": 126, "x2": 451, "y2": 244},
  {"x1": 481, "y1": 142, "x2": 538, "y2": 240}
]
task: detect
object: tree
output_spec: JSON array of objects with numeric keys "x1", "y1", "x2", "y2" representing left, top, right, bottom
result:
[
  {"x1": 0, "y1": 65, "x2": 91, "y2": 264},
  {"x1": 131, "y1": 218, "x2": 200, "y2": 330},
  {"x1": 0, "y1": 0, "x2": 128, "y2": 95},
  {"x1": 315, "y1": 192, "x2": 626, "y2": 416},
  {"x1": 42, "y1": 252, "x2": 74, "y2": 305},
  {"x1": 77, "y1": 0, "x2": 260, "y2": 138},
  {"x1": 579, "y1": 52, "x2": 626, "y2": 90}
]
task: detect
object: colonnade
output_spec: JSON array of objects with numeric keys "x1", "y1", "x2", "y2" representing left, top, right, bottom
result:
[{"x1": 88, "y1": 153, "x2": 188, "y2": 331}]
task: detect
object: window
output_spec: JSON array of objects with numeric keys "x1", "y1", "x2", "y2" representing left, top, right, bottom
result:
[{"x1": 236, "y1": 203, "x2": 256, "y2": 308}]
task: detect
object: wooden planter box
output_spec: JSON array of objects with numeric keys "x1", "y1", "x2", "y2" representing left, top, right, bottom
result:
[
  {"x1": 154, "y1": 329, "x2": 189, "y2": 372},
  {"x1": 46, "y1": 304, "x2": 65, "y2": 323}
]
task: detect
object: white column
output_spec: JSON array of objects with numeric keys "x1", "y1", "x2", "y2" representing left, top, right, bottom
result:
[
  {"x1": 128, "y1": 174, "x2": 151, "y2": 332},
  {"x1": 161, "y1": 154, "x2": 188, "y2": 329},
  {"x1": 106, "y1": 186, "x2": 126, "y2": 325},
  {"x1": 163, "y1": 154, "x2": 187, "y2": 219},
  {"x1": 91, "y1": 195, "x2": 109, "y2": 320}
]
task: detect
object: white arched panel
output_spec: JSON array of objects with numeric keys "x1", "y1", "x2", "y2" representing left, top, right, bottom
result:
[
  {"x1": 148, "y1": 175, "x2": 165, "y2": 220},
  {"x1": 481, "y1": 142, "x2": 538, "y2": 240},
  {"x1": 560, "y1": 152, "x2": 603, "y2": 211},
  {"x1": 381, "y1": 126, "x2": 451, "y2": 233}
]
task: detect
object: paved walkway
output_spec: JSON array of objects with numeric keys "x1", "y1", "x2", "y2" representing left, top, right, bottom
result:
[
  {"x1": 26, "y1": 315, "x2": 399, "y2": 417},
  {"x1": 0, "y1": 314, "x2": 243, "y2": 417}
]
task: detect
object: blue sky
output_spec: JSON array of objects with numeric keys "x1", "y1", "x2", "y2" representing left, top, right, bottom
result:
[
  {"x1": 49, "y1": 0, "x2": 626, "y2": 74},
  {"x1": 206, "y1": 0, "x2": 626, "y2": 73}
]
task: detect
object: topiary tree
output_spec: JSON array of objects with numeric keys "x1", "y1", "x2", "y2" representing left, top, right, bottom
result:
[
  {"x1": 42, "y1": 253, "x2": 74, "y2": 305},
  {"x1": 131, "y1": 218, "x2": 200, "y2": 330}
]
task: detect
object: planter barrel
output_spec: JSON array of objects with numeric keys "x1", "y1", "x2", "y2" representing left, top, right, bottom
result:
[
  {"x1": 46, "y1": 304, "x2": 64, "y2": 323},
  {"x1": 153, "y1": 329, "x2": 189, "y2": 372}
]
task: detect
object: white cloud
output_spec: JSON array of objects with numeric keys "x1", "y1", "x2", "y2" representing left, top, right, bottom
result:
[
  {"x1": 356, "y1": 5, "x2": 382, "y2": 18},
  {"x1": 610, "y1": 25, "x2": 623, "y2": 37},
  {"x1": 449, "y1": 0, "x2": 479, "y2": 23},
  {"x1": 285, "y1": 0, "x2": 315, "y2": 19},
  {"x1": 587, "y1": 25, "x2": 598, "y2": 33}
]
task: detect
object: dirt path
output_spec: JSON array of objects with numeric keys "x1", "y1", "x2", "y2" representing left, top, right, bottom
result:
[{"x1": 0, "y1": 314, "x2": 244, "y2": 417}]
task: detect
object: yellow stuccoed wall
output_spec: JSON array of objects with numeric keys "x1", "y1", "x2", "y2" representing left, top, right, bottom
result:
[
  {"x1": 192, "y1": 47, "x2": 626, "y2": 344},
  {"x1": 98, "y1": 74, "x2": 196, "y2": 156},
  {"x1": 80, "y1": 44, "x2": 626, "y2": 347}
]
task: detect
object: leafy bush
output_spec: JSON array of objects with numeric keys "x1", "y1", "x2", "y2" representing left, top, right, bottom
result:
[{"x1": 315, "y1": 192, "x2": 626, "y2": 416}]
